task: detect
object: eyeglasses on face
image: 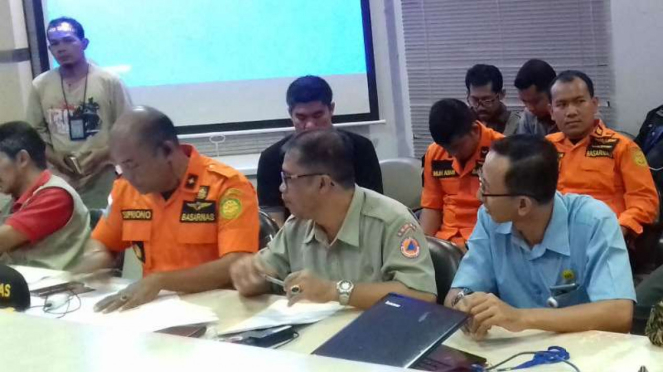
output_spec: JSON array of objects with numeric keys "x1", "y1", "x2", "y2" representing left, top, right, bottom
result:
[
  {"x1": 477, "y1": 169, "x2": 536, "y2": 198},
  {"x1": 468, "y1": 95, "x2": 499, "y2": 107},
  {"x1": 280, "y1": 172, "x2": 326, "y2": 189}
]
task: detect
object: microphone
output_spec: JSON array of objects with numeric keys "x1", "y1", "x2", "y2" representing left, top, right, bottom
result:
[{"x1": 0, "y1": 265, "x2": 31, "y2": 311}]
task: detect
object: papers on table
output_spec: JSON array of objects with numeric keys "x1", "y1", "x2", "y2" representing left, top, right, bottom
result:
[
  {"x1": 218, "y1": 299, "x2": 344, "y2": 335},
  {"x1": 12, "y1": 265, "x2": 70, "y2": 291},
  {"x1": 25, "y1": 284, "x2": 218, "y2": 333}
]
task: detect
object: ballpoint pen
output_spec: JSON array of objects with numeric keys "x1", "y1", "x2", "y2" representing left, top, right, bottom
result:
[{"x1": 261, "y1": 274, "x2": 301, "y2": 294}]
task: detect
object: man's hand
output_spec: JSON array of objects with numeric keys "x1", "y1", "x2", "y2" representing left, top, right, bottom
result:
[
  {"x1": 79, "y1": 149, "x2": 109, "y2": 176},
  {"x1": 94, "y1": 274, "x2": 163, "y2": 313},
  {"x1": 230, "y1": 255, "x2": 272, "y2": 297},
  {"x1": 454, "y1": 292, "x2": 526, "y2": 340},
  {"x1": 283, "y1": 270, "x2": 336, "y2": 306},
  {"x1": 51, "y1": 152, "x2": 77, "y2": 177}
]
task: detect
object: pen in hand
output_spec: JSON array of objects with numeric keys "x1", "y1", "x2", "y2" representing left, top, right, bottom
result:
[
  {"x1": 261, "y1": 273, "x2": 285, "y2": 287},
  {"x1": 261, "y1": 274, "x2": 301, "y2": 295}
]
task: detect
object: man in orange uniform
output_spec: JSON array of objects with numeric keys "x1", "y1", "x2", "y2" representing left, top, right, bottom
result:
[
  {"x1": 420, "y1": 98, "x2": 503, "y2": 252},
  {"x1": 547, "y1": 70, "x2": 658, "y2": 240},
  {"x1": 75, "y1": 106, "x2": 259, "y2": 311}
]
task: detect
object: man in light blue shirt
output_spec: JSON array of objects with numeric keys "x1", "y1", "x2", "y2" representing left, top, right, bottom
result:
[{"x1": 444, "y1": 135, "x2": 635, "y2": 340}]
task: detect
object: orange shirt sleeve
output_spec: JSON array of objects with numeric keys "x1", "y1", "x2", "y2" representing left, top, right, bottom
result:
[
  {"x1": 216, "y1": 174, "x2": 260, "y2": 256},
  {"x1": 616, "y1": 142, "x2": 659, "y2": 235},
  {"x1": 91, "y1": 181, "x2": 130, "y2": 252},
  {"x1": 421, "y1": 147, "x2": 445, "y2": 210}
]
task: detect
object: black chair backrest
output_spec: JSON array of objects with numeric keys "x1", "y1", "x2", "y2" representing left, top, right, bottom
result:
[
  {"x1": 89, "y1": 208, "x2": 103, "y2": 229},
  {"x1": 426, "y1": 236, "x2": 463, "y2": 304},
  {"x1": 259, "y1": 210, "x2": 280, "y2": 249}
]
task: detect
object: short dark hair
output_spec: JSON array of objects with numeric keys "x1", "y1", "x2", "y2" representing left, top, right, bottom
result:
[
  {"x1": 0, "y1": 121, "x2": 47, "y2": 169},
  {"x1": 465, "y1": 64, "x2": 503, "y2": 92},
  {"x1": 490, "y1": 135, "x2": 558, "y2": 204},
  {"x1": 135, "y1": 106, "x2": 180, "y2": 153},
  {"x1": 283, "y1": 129, "x2": 355, "y2": 189},
  {"x1": 286, "y1": 75, "x2": 333, "y2": 112},
  {"x1": 429, "y1": 98, "x2": 476, "y2": 145},
  {"x1": 549, "y1": 70, "x2": 595, "y2": 98},
  {"x1": 514, "y1": 59, "x2": 556, "y2": 94},
  {"x1": 47, "y1": 17, "x2": 85, "y2": 40}
]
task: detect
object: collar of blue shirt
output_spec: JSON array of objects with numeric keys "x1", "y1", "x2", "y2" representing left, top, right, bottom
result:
[{"x1": 493, "y1": 192, "x2": 571, "y2": 260}]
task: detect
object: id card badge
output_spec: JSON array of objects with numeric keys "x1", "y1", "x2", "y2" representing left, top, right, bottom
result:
[{"x1": 69, "y1": 115, "x2": 86, "y2": 141}]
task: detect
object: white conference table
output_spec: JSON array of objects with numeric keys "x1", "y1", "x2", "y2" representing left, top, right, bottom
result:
[
  {"x1": 3, "y1": 266, "x2": 663, "y2": 372},
  {"x1": 0, "y1": 312, "x2": 405, "y2": 372},
  {"x1": 184, "y1": 290, "x2": 663, "y2": 372}
]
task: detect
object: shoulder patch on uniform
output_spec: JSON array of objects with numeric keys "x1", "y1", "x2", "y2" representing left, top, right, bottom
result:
[
  {"x1": 220, "y1": 192, "x2": 243, "y2": 220},
  {"x1": 397, "y1": 222, "x2": 418, "y2": 237},
  {"x1": 633, "y1": 149, "x2": 648, "y2": 167},
  {"x1": 400, "y1": 237, "x2": 421, "y2": 258},
  {"x1": 431, "y1": 160, "x2": 457, "y2": 178}
]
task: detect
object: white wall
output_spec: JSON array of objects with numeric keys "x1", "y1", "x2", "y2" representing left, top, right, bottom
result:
[
  {"x1": 0, "y1": 1, "x2": 407, "y2": 160},
  {"x1": 366, "y1": 0, "x2": 413, "y2": 158},
  {"x1": 0, "y1": 0, "x2": 33, "y2": 124},
  {"x1": 611, "y1": 0, "x2": 663, "y2": 135},
  {"x1": 6, "y1": 1, "x2": 660, "y2": 153}
]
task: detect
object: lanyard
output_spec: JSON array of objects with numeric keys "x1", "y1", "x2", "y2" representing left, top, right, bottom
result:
[
  {"x1": 60, "y1": 63, "x2": 90, "y2": 118},
  {"x1": 472, "y1": 346, "x2": 579, "y2": 372}
]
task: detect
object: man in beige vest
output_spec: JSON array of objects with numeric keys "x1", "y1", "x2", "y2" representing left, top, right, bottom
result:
[{"x1": 0, "y1": 121, "x2": 89, "y2": 270}]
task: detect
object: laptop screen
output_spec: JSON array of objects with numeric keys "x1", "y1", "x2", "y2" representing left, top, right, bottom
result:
[{"x1": 313, "y1": 293, "x2": 468, "y2": 367}]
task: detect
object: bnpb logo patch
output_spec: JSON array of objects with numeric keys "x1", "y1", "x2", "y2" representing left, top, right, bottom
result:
[{"x1": 400, "y1": 237, "x2": 421, "y2": 258}]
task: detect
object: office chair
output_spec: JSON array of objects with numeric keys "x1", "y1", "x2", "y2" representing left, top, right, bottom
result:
[
  {"x1": 379, "y1": 158, "x2": 423, "y2": 210},
  {"x1": 259, "y1": 210, "x2": 280, "y2": 249},
  {"x1": 426, "y1": 236, "x2": 463, "y2": 303}
]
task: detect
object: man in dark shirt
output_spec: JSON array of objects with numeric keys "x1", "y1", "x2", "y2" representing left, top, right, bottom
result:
[
  {"x1": 257, "y1": 75, "x2": 382, "y2": 226},
  {"x1": 514, "y1": 59, "x2": 558, "y2": 137},
  {"x1": 465, "y1": 64, "x2": 520, "y2": 136}
]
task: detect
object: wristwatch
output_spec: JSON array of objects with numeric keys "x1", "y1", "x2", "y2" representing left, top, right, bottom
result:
[
  {"x1": 452, "y1": 288, "x2": 474, "y2": 307},
  {"x1": 336, "y1": 280, "x2": 354, "y2": 305}
]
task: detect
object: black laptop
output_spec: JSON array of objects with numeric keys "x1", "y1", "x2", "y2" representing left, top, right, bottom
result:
[{"x1": 313, "y1": 293, "x2": 484, "y2": 370}]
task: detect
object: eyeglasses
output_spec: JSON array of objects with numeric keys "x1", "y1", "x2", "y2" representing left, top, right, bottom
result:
[
  {"x1": 280, "y1": 172, "x2": 326, "y2": 189},
  {"x1": 477, "y1": 170, "x2": 536, "y2": 199},
  {"x1": 468, "y1": 95, "x2": 499, "y2": 107}
]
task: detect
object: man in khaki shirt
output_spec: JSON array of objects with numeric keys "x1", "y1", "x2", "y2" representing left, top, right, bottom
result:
[
  {"x1": 231, "y1": 130, "x2": 436, "y2": 309},
  {"x1": 25, "y1": 17, "x2": 131, "y2": 209}
]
